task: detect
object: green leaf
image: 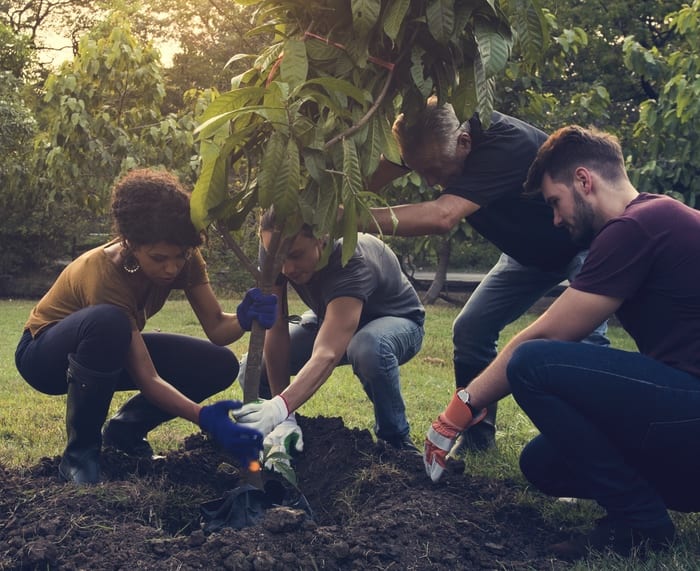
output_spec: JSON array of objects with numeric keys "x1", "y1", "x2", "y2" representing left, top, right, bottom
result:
[
  {"x1": 313, "y1": 178, "x2": 340, "y2": 234},
  {"x1": 452, "y1": 63, "x2": 478, "y2": 123},
  {"x1": 410, "y1": 46, "x2": 432, "y2": 98},
  {"x1": 378, "y1": 110, "x2": 401, "y2": 164},
  {"x1": 259, "y1": 132, "x2": 287, "y2": 209},
  {"x1": 275, "y1": 137, "x2": 301, "y2": 219},
  {"x1": 351, "y1": 0, "x2": 381, "y2": 37},
  {"x1": 303, "y1": 77, "x2": 372, "y2": 105},
  {"x1": 198, "y1": 87, "x2": 265, "y2": 123},
  {"x1": 426, "y1": 0, "x2": 455, "y2": 44},
  {"x1": 383, "y1": 0, "x2": 411, "y2": 42},
  {"x1": 474, "y1": 55, "x2": 495, "y2": 124},
  {"x1": 342, "y1": 138, "x2": 363, "y2": 202},
  {"x1": 281, "y1": 38, "x2": 309, "y2": 89},
  {"x1": 191, "y1": 143, "x2": 228, "y2": 230},
  {"x1": 474, "y1": 17, "x2": 512, "y2": 78},
  {"x1": 364, "y1": 115, "x2": 384, "y2": 177},
  {"x1": 341, "y1": 199, "x2": 358, "y2": 266},
  {"x1": 511, "y1": 0, "x2": 548, "y2": 64}
]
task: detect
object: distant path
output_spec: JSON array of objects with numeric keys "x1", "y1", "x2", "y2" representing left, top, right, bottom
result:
[{"x1": 409, "y1": 270, "x2": 568, "y2": 295}]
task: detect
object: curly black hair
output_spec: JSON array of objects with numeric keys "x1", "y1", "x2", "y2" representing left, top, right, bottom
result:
[{"x1": 110, "y1": 169, "x2": 203, "y2": 248}]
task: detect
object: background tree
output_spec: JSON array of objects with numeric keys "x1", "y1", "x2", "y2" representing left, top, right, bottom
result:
[
  {"x1": 501, "y1": 0, "x2": 684, "y2": 135},
  {"x1": 35, "y1": 14, "x2": 198, "y2": 217},
  {"x1": 621, "y1": 0, "x2": 700, "y2": 207}
]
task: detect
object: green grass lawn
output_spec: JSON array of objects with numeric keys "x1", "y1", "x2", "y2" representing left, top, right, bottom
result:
[{"x1": 2, "y1": 296, "x2": 700, "y2": 569}]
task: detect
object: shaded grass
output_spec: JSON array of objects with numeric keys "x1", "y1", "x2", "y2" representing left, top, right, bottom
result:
[{"x1": 2, "y1": 296, "x2": 699, "y2": 569}]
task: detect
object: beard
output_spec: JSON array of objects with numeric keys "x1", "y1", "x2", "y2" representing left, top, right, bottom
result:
[{"x1": 568, "y1": 189, "x2": 597, "y2": 248}]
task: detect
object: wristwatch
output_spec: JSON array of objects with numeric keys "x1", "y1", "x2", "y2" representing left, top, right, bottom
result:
[{"x1": 456, "y1": 388, "x2": 477, "y2": 415}]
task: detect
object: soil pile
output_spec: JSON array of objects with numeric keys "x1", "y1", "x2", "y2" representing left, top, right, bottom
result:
[{"x1": 1, "y1": 416, "x2": 572, "y2": 570}]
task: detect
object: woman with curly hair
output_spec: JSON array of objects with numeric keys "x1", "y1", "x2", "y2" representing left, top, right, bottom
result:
[{"x1": 15, "y1": 169, "x2": 276, "y2": 484}]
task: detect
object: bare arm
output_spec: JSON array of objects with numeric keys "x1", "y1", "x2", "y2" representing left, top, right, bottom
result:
[
  {"x1": 263, "y1": 283, "x2": 292, "y2": 397},
  {"x1": 466, "y1": 287, "x2": 623, "y2": 409},
  {"x1": 280, "y1": 297, "x2": 363, "y2": 412},
  {"x1": 364, "y1": 193, "x2": 480, "y2": 236},
  {"x1": 186, "y1": 282, "x2": 245, "y2": 346},
  {"x1": 126, "y1": 331, "x2": 202, "y2": 424}
]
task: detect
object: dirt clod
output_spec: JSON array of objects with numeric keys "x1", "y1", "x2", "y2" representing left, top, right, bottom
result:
[{"x1": 0, "y1": 416, "x2": 571, "y2": 570}]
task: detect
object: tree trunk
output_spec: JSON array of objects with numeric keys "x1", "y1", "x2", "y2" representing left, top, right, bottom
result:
[
  {"x1": 242, "y1": 228, "x2": 291, "y2": 404},
  {"x1": 422, "y1": 236, "x2": 451, "y2": 305}
]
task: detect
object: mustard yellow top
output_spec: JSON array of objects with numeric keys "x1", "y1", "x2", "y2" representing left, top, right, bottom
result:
[{"x1": 25, "y1": 240, "x2": 208, "y2": 336}]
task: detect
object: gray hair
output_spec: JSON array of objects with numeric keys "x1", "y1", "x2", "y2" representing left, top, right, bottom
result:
[{"x1": 392, "y1": 96, "x2": 469, "y2": 161}]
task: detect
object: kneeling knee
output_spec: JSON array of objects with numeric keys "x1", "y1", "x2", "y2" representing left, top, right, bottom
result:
[{"x1": 507, "y1": 339, "x2": 553, "y2": 393}]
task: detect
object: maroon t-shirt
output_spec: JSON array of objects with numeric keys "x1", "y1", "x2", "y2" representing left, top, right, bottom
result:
[{"x1": 571, "y1": 193, "x2": 700, "y2": 378}]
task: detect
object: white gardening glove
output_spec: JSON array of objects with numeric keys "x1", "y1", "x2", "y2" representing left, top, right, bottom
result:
[
  {"x1": 231, "y1": 395, "x2": 289, "y2": 438},
  {"x1": 263, "y1": 413, "x2": 304, "y2": 472}
]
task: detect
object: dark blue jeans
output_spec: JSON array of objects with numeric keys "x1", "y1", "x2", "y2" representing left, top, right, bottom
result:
[
  {"x1": 16, "y1": 304, "x2": 238, "y2": 403},
  {"x1": 509, "y1": 340, "x2": 700, "y2": 528}
]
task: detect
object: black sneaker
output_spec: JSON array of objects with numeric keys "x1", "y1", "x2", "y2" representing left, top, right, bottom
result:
[
  {"x1": 102, "y1": 421, "x2": 155, "y2": 458},
  {"x1": 549, "y1": 516, "x2": 676, "y2": 560},
  {"x1": 383, "y1": 434, "x2": 420, "y2": 453},
  {"x1": 451, "y1": 423, "x2": 496, "y2": 455}
]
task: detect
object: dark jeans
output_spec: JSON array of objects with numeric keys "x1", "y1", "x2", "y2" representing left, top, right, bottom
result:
[
  {"x1": 509, "y1": 340, "x2": 700, "y2": 528},
  {"x1": 15, "y1": 304, "x2": 238, "y2": 403}
]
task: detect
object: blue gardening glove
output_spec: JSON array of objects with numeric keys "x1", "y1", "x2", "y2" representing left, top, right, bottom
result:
[
  {"x1": 263, "y1": 413, "x2": 304, "y2": 472},
  {"x1": 424, "y1": 390, "x2": 487, "y2": 483},
  {"x1": 236, "y1": 287, "x2": 278, "y2": 331},
  {"x1": 199, "y1": 400, "x2": 263, "y2": 465},
  {"x1": 231, "y1": 395, "x2": 289, "y2": 439}
]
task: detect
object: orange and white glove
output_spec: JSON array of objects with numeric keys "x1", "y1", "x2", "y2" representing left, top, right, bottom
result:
[{"x1": 424, "y1": 389, "x2": 487, "y2": 482}]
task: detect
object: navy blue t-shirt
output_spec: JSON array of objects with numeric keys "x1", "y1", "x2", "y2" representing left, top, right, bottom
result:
[
  {"x1": 442, "y1": 112, "x2": 581, "y2": 270},
  {"x1": 571, "y1": 193, "x2": 700, "y2": 378}
]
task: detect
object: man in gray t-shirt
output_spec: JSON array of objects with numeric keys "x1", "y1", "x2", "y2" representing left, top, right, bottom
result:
[{"x1": 234, "y1": 223, "x2": 425, "y2": 465}]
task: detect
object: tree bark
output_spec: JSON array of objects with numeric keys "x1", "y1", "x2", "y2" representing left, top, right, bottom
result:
[{"x1": 422, "y1": 236, "x2": 451, "y2": 305}]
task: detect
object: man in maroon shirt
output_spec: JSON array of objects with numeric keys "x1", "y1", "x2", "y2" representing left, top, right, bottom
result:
[{"x1": 424, "y1": 125, "x2": 700, "y2": 559}]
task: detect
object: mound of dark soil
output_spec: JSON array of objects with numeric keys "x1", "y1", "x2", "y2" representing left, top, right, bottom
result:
[{"x1": 0, "y1": 416, "x2": 572, "y2": 570}]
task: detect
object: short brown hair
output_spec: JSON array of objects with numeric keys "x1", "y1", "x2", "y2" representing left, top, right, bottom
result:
[
  {"x1": 110, "y1": 169, "x2": 203, "y2": 248},
  {"x1": 524, "y1": 125, "x2": 627, "y2": 194}
]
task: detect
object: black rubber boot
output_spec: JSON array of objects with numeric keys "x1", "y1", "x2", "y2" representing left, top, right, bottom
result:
[
  {"x1": 453, "y1": 361, "x2": 497, "y2": 452},
  {"x1": 58, "y1": 354, "x2": 118, "y2": 484},
  {"x1": 103, "y1": 394, "x2": 172, "y2": 457}
]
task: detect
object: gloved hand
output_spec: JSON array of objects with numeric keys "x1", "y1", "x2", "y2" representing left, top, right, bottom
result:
[
  {"x1": 199, "y1": 400, "x2": 263, "y2": 465},
  {"x1": 231, "y1": 395, "x2": 289, "y2": 438},
  {"x1": 236, "y1": 287, "x2": 277, "y2": 331},
  {"x1": 263, "y1": 413, "x2": 304, "y2": 472},
  {"x1": 424, "y1": 390, "x2": 487, "y2": 483}
]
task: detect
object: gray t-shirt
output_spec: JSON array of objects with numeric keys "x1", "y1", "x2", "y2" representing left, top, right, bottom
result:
[{"x1": 286, "y1": 234, "x2": 425, "y2": 329}]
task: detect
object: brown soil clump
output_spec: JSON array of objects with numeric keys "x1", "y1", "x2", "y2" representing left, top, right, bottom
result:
[{"x1": 1, "y1": 416, "x2": 571, "y2": 570}]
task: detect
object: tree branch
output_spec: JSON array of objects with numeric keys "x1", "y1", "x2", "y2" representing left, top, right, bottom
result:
[
  {"x1": 215, "y1": 224, "x2": 261, "y2": 283},
  {"x1": 324, "y1": 64, "x2": 395, "y2": 150}
]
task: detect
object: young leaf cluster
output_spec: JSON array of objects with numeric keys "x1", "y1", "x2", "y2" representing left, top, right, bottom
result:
[{"x1": 191, "y1": 0, "x2": 546, "y2": 265}]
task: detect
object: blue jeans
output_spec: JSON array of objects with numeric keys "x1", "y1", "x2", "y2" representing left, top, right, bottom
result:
[
  {"x1": 247, "y1": 311, "x2": 424, "y2": 442},
  {"x1": 509, "y1": 339, "x2": 700, "y2": 528},
  {"x1": 453, "y1": 252, "x2": 609, "y2": 375},
  {"x1": 16, "y1": 304, "x2": 237, "y2": 401}
]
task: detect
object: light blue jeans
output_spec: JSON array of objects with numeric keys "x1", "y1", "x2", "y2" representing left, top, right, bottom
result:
[
  {"x1": 241, "y1": 311, "x2": 424, "y2": 443},
  {"x1": 453, "y1": 251, "x2": 609, "y2": 374}
]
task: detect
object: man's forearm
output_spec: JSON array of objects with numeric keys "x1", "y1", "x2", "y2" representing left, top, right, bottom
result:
[
  {"x1": 281, "y1": 352, "x2": 339, "y2": 412},
  {"x1": 363, "y1": 205, "x2": 451, "y2": 236}
]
